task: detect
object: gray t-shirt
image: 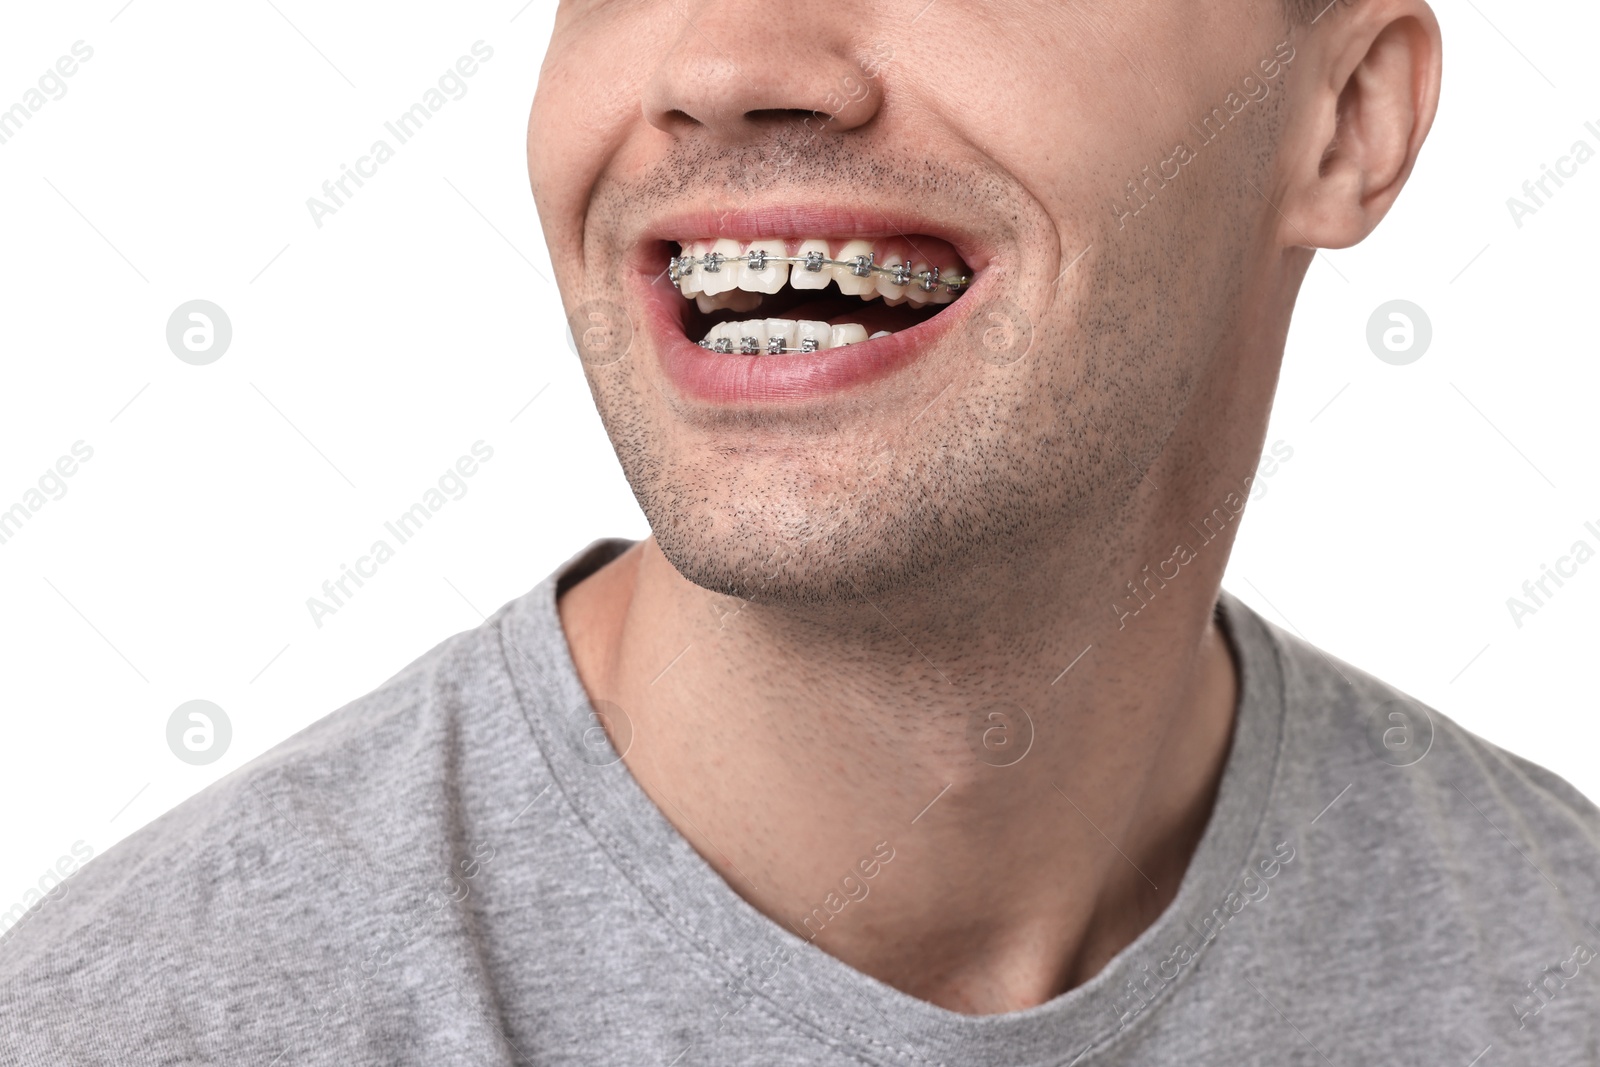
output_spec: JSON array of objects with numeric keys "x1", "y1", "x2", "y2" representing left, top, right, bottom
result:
[{"x1": 4, "y1": 539, "x2": 1599, "y2": 1066}]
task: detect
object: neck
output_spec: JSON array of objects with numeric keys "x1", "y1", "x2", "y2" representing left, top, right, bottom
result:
[{"x1": 559, "y1": 503, "x2": 1242, "y2": 1013}]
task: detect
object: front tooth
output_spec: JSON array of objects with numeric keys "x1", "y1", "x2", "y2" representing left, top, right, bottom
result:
[
  {"x1": 791, "y1": 240, "x2": 832, "y2": 291},
  {"x1": 831, "y1": 323, "x2": 869, "y2": 347},
  {"x1": 765, "y1": 318, "x2": 798, "y2": 354},
  {"x1": 833, "y1": 240, "x2": 877, "y2": 297},
  {"x1": 701, "y1": 238, "x2": 742, "y2": 296},
  {"x1": 870, "y1": 330, "x2": 893, "y2": 339},
  {"x1": 795, "y1": 320, "x2": 832, "y2": 351},
  {"x1": 696, "y1": 290, "x2": 762, "y2": 314},
  {"x1": 735, "y1": 320, "x2": 766, "y2": 355},
  {"x1": 738, "y1": 240, "x2": 789, "y2": 295}
]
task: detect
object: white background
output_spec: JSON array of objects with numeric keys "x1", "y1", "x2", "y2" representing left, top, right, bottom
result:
[{"x1": 0, "y1": 0, "x2": 1594, "y2": 905}]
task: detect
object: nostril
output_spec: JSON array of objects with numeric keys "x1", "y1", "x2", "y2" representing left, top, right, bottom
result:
[{"x1": 745, "y1": 107, "x2": 830, "y2": 126}]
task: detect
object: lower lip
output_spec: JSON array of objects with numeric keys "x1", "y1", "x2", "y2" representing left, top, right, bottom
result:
[{"x1": 637, "y1": 275, "x2": 975, "y2": 405}]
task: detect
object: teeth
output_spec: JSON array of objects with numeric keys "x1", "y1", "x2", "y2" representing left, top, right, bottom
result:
[
  {"x1": 765, "y1": 317, "x2": 798, "y2": 354},
  {"x1": 833, "y1": 240, "x2": 877, "y2": 297},
  {"x1": 711, "y1": 322, "x2": 746, "y2": 353},
  {"x1": 696, "y1": 316, "x2": 890, "y2": 353},
  {"x1": 700, "y1": 238, "x2": 743, "y2": 296},
  {"x1": 790, "y1": 239, "x2": 833, "y2": 291},
  {"x1": 831, "y1": 323, "x2": 869, "y2": 347},
  {"x1": 696, "y1": 290, "x2": 762, "y2": 314},
  {"x1": 905, "y1": 261, "x2": 935, "y2": 306},
  {"x1": 672, "y1": 238, "x2": 972, "y2": 304},
  {"x1": 676, "y1": 242, "x2": 706, "y2": 297},
  {"x1": 795, "y1": 320, "x2": 831, "y2": 351},
  {"x1": 737, "y1": 240, "x2": 789, "y2": 295},
  {"x1": 918, "y1": 268, "x2": 959, "y2": 305},
  {"x1": 876, "y1": 255, "x2": 909, "y2": 301}
]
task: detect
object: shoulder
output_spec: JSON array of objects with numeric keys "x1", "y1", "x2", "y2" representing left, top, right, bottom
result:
[
  {"x1": 1225, "y1": 589, "x2": 1600, "y2": 905},
  {"x1": 0, "y1": 601, "x2": 531, "y2": 1063},
  {"x1": 1218, "y1": 593, "x2": 1600, "y2": 1046}
]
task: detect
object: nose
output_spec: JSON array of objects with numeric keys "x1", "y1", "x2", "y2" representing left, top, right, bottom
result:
[{"x1": 642, "y1": 3, "x2": 883, "y2": 142}]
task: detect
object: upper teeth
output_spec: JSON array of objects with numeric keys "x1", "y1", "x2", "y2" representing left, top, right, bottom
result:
[{"x1": 670, "y1": 238, "x2": 970, "y2": 309}]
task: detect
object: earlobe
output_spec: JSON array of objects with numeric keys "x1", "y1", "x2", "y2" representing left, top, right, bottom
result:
[{"x1": 1273, "y1": 0, "x2": 1442, "y2": 250}]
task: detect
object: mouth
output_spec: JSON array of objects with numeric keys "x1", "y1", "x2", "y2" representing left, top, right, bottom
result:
[
  {"x1": 671, "y1": 236, "x2": 972, "y2": 354},
  {"x1": 629, "y1": 209, "x2": 988, "y2": 405}
]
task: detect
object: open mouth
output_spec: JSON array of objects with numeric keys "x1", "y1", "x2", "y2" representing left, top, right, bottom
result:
[{"x1": 665, "y1": 235, "x2": 975, "y2": 354}]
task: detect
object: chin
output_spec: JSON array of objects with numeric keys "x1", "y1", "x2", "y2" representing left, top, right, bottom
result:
[{"x1": 643, "y1": 478, "x2": 956, "y2": 608}]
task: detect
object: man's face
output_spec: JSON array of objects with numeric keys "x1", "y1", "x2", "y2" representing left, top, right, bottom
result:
[{"x1": 530, "y1": 0, "x2": 1297, "y2": 605}]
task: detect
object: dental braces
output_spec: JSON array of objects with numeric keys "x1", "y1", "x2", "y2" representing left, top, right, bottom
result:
[
  {"x1": 669, "y1": 250, "x2": 971, "y2": 295},
  {"x1": 696, "y1": 335, "x2": 831, "y2": 355}
]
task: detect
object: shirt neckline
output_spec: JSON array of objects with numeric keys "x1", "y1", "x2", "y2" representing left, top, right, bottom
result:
[{"x1": 500, "y1": 538, "x2": 1290, "y2": 1066}]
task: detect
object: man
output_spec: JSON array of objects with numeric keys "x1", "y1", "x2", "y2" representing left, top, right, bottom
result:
[{"x1": 3, "y1": 0, "x2": 1596, "y2": 1063}]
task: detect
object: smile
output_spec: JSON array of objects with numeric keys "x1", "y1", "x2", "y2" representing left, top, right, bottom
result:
[
  {"x1": 631, "y1": 207, "x2": 991, "y2": 405},
  {"x1": 669, "y1": 238, "x2": 974, "y2": 355}
]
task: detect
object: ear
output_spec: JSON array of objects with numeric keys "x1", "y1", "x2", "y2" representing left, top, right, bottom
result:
[{"x1": 1274, "y1": 0, "x2": 1443, "y2": 249}]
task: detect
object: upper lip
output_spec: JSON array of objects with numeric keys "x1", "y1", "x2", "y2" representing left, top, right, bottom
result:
[{"x1": 629, "y1": 203, "x2": 990, "y2": 280}]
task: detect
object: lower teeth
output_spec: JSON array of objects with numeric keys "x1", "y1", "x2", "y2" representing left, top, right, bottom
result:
[{"x1": 697, "y1": 320, "x2": 895, "y2": 354}]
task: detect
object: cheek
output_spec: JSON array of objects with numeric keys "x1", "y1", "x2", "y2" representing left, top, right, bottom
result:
[
  {"x1": 528, "y1": 21, "x2": 645, "y2": 250},
  {"x1": 528, "y1": 68, "x2": 596, "y2": 213}
]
